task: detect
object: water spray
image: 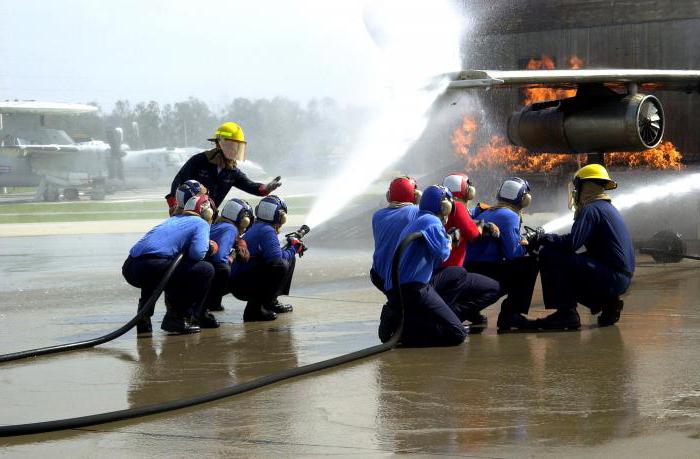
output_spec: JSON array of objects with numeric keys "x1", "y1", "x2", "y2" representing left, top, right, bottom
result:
[{"x1": 542, "y1": 173, "x2": 700, "y2": 233}]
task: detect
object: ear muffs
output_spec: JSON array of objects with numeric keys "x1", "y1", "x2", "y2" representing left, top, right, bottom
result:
[
  {"x1": 520, "y1": 193, "x2": 532, "y2": 209},
  {"x1": 466, "y1": 185, "x2": 475, "y2": 201},
  {"x1": 278, "y1": 210, "x2": 287, "y2": 226},
  {"x1": 239, "y1": 215, "x2": 251, "y2": 232},
  {"x1": 413, "y1": 189, "x2": 422, "y2": 204},
  {"x1": 440, "y1": 198, "x2": 453, "y2": 219},
  {"x1": 201, "y1": 203, "x2": 214, "y2": 223}
]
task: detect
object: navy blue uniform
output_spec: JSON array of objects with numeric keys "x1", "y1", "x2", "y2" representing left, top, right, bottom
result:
[
  {"x1": 229, "y1": 221, "x2": 297, "y2": 307},
  {"x1": 122, "y1": 215, "x2": 214, "y2": 319},
  {"x1": 465, "y1": 206, "x2": 539, "y2": 317},
  {"x1": 379, "y1": 211, "x2": 467, "y2": 347},
  {"x1": 202, "y1": 221, "x2": 239, "y2": 312},
  {"x1": 539, "y1": 199, "x2": 634, "y2": 311},
  {"x1": 169, "y1": 150, "x2": 265, "y2": 207}
]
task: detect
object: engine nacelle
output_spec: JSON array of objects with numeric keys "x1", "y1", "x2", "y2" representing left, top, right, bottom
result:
[{"x1": 507, "y1": 93, "x2": 664, "y2": 153}]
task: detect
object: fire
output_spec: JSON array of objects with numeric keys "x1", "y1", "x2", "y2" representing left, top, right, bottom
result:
[
  {"x1": 450, "y1": 53, "x2": 684, "y2": 173},
  {"x1": 522, "y1": 55, "x2": 577, "y2": 105}
]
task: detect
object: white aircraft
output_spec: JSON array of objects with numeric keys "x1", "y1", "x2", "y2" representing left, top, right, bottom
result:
[{"x1": 0, "y1": 101, "x2": 111, "y2": 201}]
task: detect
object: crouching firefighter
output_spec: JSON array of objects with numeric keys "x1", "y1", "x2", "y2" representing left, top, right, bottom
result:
[
  {"x1": 531, "y1": 164, "x2": 634, "y2": 330},
  {"x1": 437, "y1": 173, "x2": 502, "y2": 331},
  {"x1": 122, "y1": 194, "x2": 216, "y2": 335},
  {"x1": 379, "y1": 185, "x2": 467, "y2": 347},
  {"x1": 228, "y1": 195, "x2": 305, "y2": 322},
  {"x1": 199, "y1": 198, "x2": 255, "y2": 327},
  {"x1": 465, "y1": 177, "x2": 539, "y2": 332}
]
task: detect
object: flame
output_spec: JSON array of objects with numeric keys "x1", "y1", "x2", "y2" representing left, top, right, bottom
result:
[
  {"x1": 522, "y1": 55, "x2": 577, "y2": 105},
  {"x1": 450, "y1": 53, "x2": 684, "y2": 173}
]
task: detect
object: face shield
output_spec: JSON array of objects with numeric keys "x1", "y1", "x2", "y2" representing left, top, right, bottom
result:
[
  {"x1": 567, "y1": 180, "x2": 578, "y2": 210},
  {"x1": 220, "y1": 138, "x2": 247, "y2": 162}
]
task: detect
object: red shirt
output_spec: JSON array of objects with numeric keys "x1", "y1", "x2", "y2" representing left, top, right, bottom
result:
[{"x1": 442, "y1": 201, "x2": 480, "y2": 267}]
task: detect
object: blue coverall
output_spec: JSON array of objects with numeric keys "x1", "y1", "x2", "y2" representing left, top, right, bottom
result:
[
  {"x1": 539, "y1": 199, "x2": 634, "y2": 311},
  {"x1": 379, "y1": 211, "x2": 467, "y2": 347},
  {"x1": 122, "y1": 215, "x2": 214, "y2": 318}
]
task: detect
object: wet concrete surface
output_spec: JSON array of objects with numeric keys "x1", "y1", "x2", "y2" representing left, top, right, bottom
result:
[{"x1": 1, "y1": 232, "x2": 700, "y2": 457}]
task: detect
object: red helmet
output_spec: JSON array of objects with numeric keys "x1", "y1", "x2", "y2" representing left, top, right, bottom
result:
[
  {"x1": 387, "y1": 176, "x2": 420, "y2": 204},
  {"x1": 442, "y1": 173, "x2": 475, "y2": 201},
  {"x1": 184, "y1": 195, "x2": 214, "y2": 222}
]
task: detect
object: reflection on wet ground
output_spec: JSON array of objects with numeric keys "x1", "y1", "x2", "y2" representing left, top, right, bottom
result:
[{"x1": 1, "y1": 234, "x2": 700, "y2": 456}]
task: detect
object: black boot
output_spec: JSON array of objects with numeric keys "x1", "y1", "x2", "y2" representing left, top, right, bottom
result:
[
  {"x1": 161, "y1": 313, "x2": 201, "y2": 334},
  {"x1": 378, "y1": 302, "x2": 401, "y2": 343},
  {"x1": 196, "y1": 311, "x2": 220, "y2": 329},
  {"x1": 136, "y1": 317, "x2": 152, "y2": 335},
  {"x1": 598, "y1": 299, "x2": 624, "y2": 327},
  {"x1": 463, "y1": 308, "x2": 488, "y2": 333},
  {"x1": 533, "y1": 309, "x2": 581, "y2": 331},
  {"x1": 243, "y1": 302, "x2": 277, "y2": 322},
  {"x1": 266, "y1": 299, "x2": 293, "y2": 314},
  {"x1": 497, "y1": 312, "x2": 538, "y2": 332},
  {"x1": 208, "y1": 303, "x2": 225, "y2": 312}
]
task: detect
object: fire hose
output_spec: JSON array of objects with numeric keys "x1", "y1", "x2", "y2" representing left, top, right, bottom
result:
[
  {"x1": 0, "y1": 254, "x2": 185, "y2": 364},
  {"x1": 0, "y1": 232, "x2": 423, "y2": 437}
]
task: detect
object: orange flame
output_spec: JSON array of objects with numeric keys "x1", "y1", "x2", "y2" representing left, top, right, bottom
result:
[{"x1": 450, "y1": 54, "x2": 684, "y2": 173}]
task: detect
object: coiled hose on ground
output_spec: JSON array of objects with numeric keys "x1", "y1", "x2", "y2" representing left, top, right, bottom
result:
[{"x1": 0, "y1": 232, "x2": 423, "y2": 437}]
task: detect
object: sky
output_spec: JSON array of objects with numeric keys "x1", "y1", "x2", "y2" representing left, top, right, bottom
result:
[{"x1": 0, "y1": 0, "x2": 389, "y2": 111}]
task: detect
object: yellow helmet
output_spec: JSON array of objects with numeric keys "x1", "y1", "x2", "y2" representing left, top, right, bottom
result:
[
  {"x1": 211, "y1": 122, "x2": 245, "y2": 142},
  {"x1": 574, "y1": 164, "x2": 617, "y2": 190}
]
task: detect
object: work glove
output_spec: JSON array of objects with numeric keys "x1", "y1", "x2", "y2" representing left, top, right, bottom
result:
[
  {"x1": 288, "y1": 237, "x2": 307, "y2": 256},
  {"x1": 207, "y1": 240, "x2": 219, "y2": 257},
  {"x1": 259, "y1": 176, "x2": 282, "y2": 195},
  {"x1": 522, "y1": 226, "x2": 545, "y2": 253},
  {"x1": 166, "y1": 195, "x2": 178, "y2": 216},
  {"x1": 234, "y1": 237, "x2": 250, "y2": 263},
  {"x1": 447, "y1": 227, "x2": 460, "y2": 249},
  {"x1": 475, "y1": 220, "x2": 500, "y2": 238}
]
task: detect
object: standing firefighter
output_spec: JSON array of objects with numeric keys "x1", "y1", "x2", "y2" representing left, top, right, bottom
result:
[
  {"x1": 165, "y1": 122, "x2": 282, "y2": 212},
  {"x1": 532, "y1": 164, "x2": 634, "y2": 330}
]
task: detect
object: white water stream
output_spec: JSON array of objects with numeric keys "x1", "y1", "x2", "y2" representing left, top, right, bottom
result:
[{"x1": 305, "y1": 0, "x2": 466, "y2": 228}]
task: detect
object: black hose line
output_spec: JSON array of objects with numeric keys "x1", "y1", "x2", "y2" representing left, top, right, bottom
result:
[
  {"x1": 0, "y1": 233, "x2": 424, "y2": 437},
  {"x1": 0, "y1": 254, "x2": 184, "y2": 364}
]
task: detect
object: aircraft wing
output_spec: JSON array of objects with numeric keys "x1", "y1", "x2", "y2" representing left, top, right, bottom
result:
[
  {"x1": 0, "y1": 101, "x2": 98, "y2": 115},
  {"x1": 11, "y1": 145, "x2": 81, "y2": 155},
  {"x1": 446, "y1": 69, "x2": 700, "y2": 92}
]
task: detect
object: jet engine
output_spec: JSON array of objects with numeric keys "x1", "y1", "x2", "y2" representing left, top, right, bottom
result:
[{"x1": 507, "y1": 92, "x2": 664, "y2": 153}]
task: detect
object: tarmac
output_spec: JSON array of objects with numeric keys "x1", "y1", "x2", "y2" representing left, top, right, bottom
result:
[{"x1": 1, "y1": 219, "x2": 700, "y2": 457}]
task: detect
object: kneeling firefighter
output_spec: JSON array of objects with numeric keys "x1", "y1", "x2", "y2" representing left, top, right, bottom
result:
[
  {"x1": 122, "y1": 194, "x2": 217, "y2": 335},
  {"x1": 465, "y1": 177, "x2": 539, "y2": 332},
  {"x1": 199, "y1": 198, "x2": 255, "y2": 327},
  {"x1": 228, "y1": 195, "x2": 306, "y2": 322},
  {"x1": 438, "y1": 173, "x2": 501, "y2": 331},
  {"x1": 165, "y1": 122, "x2": 282, "y2": 213},
  {"x1": 379, "y1": 185, "x2": 467, "y2": 347},
  {"x1": 531, "y1": 164, "x2": 634, "y2": 330}
]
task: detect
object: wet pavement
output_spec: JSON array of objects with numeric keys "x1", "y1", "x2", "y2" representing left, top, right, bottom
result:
[{"x1": 1, "y1": 231, "x2": 700, "y2": 457}]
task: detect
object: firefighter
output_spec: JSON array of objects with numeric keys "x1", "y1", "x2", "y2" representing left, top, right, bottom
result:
[
  {"x1": 532, "y1": 164, "x2": 633, "y2": 330},
  {"x1": 439, "y1": 173, "x2": 501, "y2": 331},
  {"x1": 228, "y1": 195, "x2": 305, "y2": 322},
  {"x1": 122, "y1": 194, "x2": 216, "y2": 335},
  {"x1": 379, "y1": 185, "x2": 467, "y2": 347},
  {"x1": 199, "y1": 198, "x2": 255, "y2": 327},
  {"x1": 465, "y1": 177, "x2": 539, "y2": 332},
  {"x1": 172, "y1": 180, "x2": 207, "y2": 215},
  {"x1": 165, "y1": 122, "x2": 282, "y2": 212}
]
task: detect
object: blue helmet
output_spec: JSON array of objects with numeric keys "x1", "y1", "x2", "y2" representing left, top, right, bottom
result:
[
  {"x1": 497, "y1": 177, "x2": 531, "y2": 207},
  {"x1": 419, "y1": 185, "x2": 454, "y2": 217},
  {"x1": 175, "y1": 179, "x2": 204, "y2": 208},
  {"x1": 255, "y1": 195, "x2": 288, "y2": 225},
  {"x1": 221, "y1": 198, "x2": 254, "y2": 231}
]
